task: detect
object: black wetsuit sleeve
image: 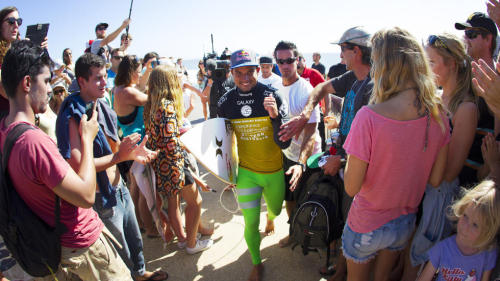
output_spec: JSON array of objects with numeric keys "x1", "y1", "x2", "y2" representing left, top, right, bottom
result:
[{"x1": 271, "y1": 92, "x2": 291, "y2": 149}]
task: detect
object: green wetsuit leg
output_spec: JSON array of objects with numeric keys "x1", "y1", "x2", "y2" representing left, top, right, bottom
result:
[{"x1": 236, "y1": 167, "x2": 285, "y2": 265}]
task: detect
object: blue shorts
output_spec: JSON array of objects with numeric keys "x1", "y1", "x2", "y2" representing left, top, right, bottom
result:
[{"x1": 342, "y1": 213, "x2": 416, "y2": 263}]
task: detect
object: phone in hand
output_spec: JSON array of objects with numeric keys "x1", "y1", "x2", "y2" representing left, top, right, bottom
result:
[
  {"x1": 85, "y1": 101, "x2": 94, "y2": 119},
  {"x1": 25, "y1": 23, "x2": 49, "y2": 46}
]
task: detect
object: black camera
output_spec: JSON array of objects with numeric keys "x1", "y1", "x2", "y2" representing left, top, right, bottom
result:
[{"x1": 206, "y1": 59, "x2": 230, "y2": 82}]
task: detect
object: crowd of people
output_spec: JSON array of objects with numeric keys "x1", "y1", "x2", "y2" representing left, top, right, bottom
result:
[{"x1": 3, "y1": 2, "x2": 500, "y2": 281}]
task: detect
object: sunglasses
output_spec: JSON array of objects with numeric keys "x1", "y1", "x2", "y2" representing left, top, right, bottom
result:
[
  {"x1": 340, "y1": 44, "x2": 356, "y2": 52},
  {"x1": 465, "y1": 29, "x2": 486, "y2": 40},
  {"x1": 276, "y1": 57, "x2": 297, "y2": 65},
  {"x1": 53, "y1": 88, "x2": 66, "y2": 96},
  {"x1": 428, "y1": 35, "x2": 453, "y2": 54},
  {"x1": 113, "y1": 55, "x2": 123, "y2": 60},
  {"x1": 97, "y1": 26, "x2": 107, "y2": 31},
  {"x1": 4, "y1": 17, "x2": 22, "y2": 26}
]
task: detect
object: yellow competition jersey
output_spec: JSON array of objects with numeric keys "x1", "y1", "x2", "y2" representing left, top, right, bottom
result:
[{"x1": 217, "y1": 82, "x2": 290, "y2": 173}]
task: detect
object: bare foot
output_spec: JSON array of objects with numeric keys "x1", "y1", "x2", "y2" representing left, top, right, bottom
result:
[
  {"x1": 198, "y1": 224, "x2": 214, "y2": 236},
  {"x1": 278, "y1": 235, "x2": 291, "y2": 248},
  {"x1": 265, "y1": 214, "x2": 274, "y2": 235},
  {"x1": 247, "y1": 263, "x2": 264, "y2": 281}
]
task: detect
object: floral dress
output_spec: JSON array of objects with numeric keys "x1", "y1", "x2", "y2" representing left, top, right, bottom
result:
[{"x1": 147, "y1": 99, "x2": 185, "y2": 197}]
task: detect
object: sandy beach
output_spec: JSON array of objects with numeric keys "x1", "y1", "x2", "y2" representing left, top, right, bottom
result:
[{"x1": 141, "y1": 94, "x2": 330, "y2": 281}]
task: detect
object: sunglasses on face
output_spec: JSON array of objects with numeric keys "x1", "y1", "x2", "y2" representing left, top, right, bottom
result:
[
  {"x1": 53, "y1": 89, "x2": 65, "y2": 96},
  {"x1": 428, "y1": 35, "x2": 453, "y2": 54},
  {"x1": 113, "y1": 55, "x2": 123, "y2": 60},
  {"x1": 276, "y1": 57, "x2": 296, "y2": 65},
  {"x1": 465, "y1": 29, "x2": 486, "y2": 40},
  {"x1": 4, "y1": 17, "x2": 22, "y2": 26},
  {"x1": 340, "y1": 44, "x2": 356, "y2": 52},
  {"x1": 97, "y1": 26, "x2": 107, "y2": 31}
]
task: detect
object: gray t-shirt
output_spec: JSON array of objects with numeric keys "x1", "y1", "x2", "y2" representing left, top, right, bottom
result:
[{"x1": 90, "y1": 39, "x2": 110, "y2": 60}]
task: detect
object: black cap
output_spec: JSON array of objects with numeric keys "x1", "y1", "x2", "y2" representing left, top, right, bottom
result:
[
  {"x1": 95, "y1": 23, "x2": 109, "y2": 32},
  {"x1": 455, "y1": 12, "x2": 498, "y2": 37},
  {"x1": 259, "y1": 56, "x2": 273, "y2": 64}
]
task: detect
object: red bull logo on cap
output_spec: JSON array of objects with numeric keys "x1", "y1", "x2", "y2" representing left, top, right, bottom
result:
[{"x1": 235, "y1": 50, "x2": 251, "y2": 62}]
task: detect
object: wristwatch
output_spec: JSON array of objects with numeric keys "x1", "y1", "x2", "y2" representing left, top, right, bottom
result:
[{"x1": 298, "y1": 163, "x2": 306, "y2": 172}]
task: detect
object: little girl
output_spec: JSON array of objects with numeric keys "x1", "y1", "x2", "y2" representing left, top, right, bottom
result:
[{"x1": 417, "y1": 180, "x2": 499, "y2": 281}]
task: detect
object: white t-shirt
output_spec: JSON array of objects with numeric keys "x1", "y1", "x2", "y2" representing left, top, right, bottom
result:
[
  {"x1": 281, "y1": 77, "x2": 321, "y2": 162},
  {"x1": 258, "y1": 72, "x2": 282, "y2": 92}
]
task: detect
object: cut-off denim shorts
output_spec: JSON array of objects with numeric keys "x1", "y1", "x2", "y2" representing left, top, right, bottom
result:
[{"x1": 342, "y1": 213, "x2": 416, "y2": 263}]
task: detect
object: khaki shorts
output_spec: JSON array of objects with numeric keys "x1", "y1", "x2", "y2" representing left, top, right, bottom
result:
[{"x1": 36, "y1": 227, "x2": 132, "y2": 281}]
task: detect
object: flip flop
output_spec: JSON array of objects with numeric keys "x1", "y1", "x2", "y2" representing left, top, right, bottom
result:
[
  {"x1": 141, "y1": 270, "x2": 168, "y2": 281},
  {"x1": 319, "y1": 264, "x2": 336, "y2": 276}
]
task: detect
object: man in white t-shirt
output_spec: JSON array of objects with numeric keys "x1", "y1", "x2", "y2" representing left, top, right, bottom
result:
[
  {"x1": 91, "y1": 19, "x2": 130, "y2": 62},
  {"x1": 272, "y1": 41, "x2": 321, "y2": 247},
  {"x1": 257, "y1": 56, "x2": 282, "y2": 91}
]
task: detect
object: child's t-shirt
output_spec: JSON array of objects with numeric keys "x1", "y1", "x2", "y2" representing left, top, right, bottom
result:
[{"x1": 429, "y1": 235, "x2": 497, "y2": 281}]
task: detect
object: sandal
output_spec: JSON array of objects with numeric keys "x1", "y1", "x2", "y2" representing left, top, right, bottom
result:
[
  {"x1": 319, "y1": 264, "x2": 336, "y2": 276},
  {"x1": 138, "y1": 270, "x2": 168, "y2": 281}
]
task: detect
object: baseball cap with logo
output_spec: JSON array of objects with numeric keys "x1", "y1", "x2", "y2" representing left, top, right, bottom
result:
[
  {"x1": 230, "y1": 49, "x2": 259, "y2": 69},
  {"x1": 455, "y1": 12, "x2": 498, "y2": 37},
  {"x1": 331, "y1": 26, "x2": 371, "y2": 47}
]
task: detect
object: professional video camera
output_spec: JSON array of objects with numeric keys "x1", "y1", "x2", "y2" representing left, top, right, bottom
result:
[{"x1": 203, "y1": 52, "x2": 231, "y2": 82}]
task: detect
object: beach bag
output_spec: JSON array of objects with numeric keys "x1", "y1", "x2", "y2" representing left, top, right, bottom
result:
[
  {"x1": 290, "y1": 171, "x2": 344, "y2": 268},
  {"x1": 0, "y1": 123, "x2": 66, "y2": 277}
]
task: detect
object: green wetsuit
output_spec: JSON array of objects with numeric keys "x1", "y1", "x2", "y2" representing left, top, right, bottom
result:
[{"x1": 218, "y1": 82, "x2": 290, "y2": 264}]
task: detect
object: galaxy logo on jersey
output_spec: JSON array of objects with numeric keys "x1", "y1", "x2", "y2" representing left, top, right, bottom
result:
[{"x1": 241, "y1": 105, "x2": 252, "y2": 117}]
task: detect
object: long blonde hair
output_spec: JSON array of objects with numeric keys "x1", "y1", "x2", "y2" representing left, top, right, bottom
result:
[
  {"x1": 145, "y1": 65, "x2": 184, "y2": 128},
  {"x1": 449, "y1": 180, "x2": 500, "y2": 251},
  {"x1": 426, "y1": 33, "x2": 476, "y2": 115},
  {"x1": 370, "y1": 27, "x2": 444, "y2": 131}
]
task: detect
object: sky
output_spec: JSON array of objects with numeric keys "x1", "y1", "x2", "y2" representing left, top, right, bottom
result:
[{"x1": 4, "y1": 0, "x2": 490, "y2": 67}]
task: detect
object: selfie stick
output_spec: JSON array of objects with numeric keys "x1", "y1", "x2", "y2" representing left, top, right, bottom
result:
[{"x1": 126, "y1": 0, "x2": 134, "y2": 37}]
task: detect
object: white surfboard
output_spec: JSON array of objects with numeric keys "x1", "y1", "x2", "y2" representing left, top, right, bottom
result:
[{"x1": 180, "y1": 118, "x2": 238, "y2": 184}]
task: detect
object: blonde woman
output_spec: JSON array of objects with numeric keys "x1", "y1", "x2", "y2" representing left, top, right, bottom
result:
[
  {"x1": 145, "y1": 65, "x2": 213, "y2": 254},
  {"x1": 403, "y1": 33, "x2": 478, "y2": 280},
  {"x1": 341, "y1": 27, "x2": 450, "y2": 281}
]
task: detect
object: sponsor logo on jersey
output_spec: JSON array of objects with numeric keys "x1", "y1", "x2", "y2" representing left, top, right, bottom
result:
[
  {"x1": 241, "y1": 105, "x2": 252, "y2": 117},
  {"x1": 237, "y1": 100, "x2": 254, "y2": 106}
]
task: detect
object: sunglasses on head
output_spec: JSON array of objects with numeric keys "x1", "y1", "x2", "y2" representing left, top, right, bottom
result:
[
  {"x1": 276, "y1": 57, "x2": 296, "y2": 65},
  {"x1": 465, "y1": 29, "x2": 486, "y2": 40},
  {"x1": 4, "y1": 17, "x2": 22, "y2": 26},
  {"x1": 428, "y1": 35, "x2": 453, "y2": 54}
]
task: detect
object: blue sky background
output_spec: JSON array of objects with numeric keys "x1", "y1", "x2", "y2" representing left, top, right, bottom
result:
[{"x1": 4, "y1": 0, "x2": 488, "y2": 69}]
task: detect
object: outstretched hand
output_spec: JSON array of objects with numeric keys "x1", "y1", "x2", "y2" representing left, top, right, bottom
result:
[
  {"x1": 472, "y1": 60, "x2": 500, "y2": 118},
  {"x1": 487, "y1": 0, "x2": 500, "y2": 28},
  {"x1": 278, "y1": 114, "x2": 307, "y2": 141},
  {"x1": 286, "y1": 165, "x2": 303, "y2": 192},
  {"x1": 481, "y1": 133, "x2": 500, "y2": 172},
  {"x1": 118, "y1": 133, "x2": 158, "y2": 164}
]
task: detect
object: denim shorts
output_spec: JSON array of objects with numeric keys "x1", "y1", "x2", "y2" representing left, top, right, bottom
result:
[{"x1": 342, "y1": 213, "x2": 416, "y2": 263}]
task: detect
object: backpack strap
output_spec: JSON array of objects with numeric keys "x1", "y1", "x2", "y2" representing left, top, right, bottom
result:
[{"x1": 2, "y1": 123, "x2": 63, "y2": 233}]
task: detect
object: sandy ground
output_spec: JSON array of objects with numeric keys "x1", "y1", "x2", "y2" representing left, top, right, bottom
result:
[{"x1": 141, "y1": 95, "x2": 331, "y2": 281}]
